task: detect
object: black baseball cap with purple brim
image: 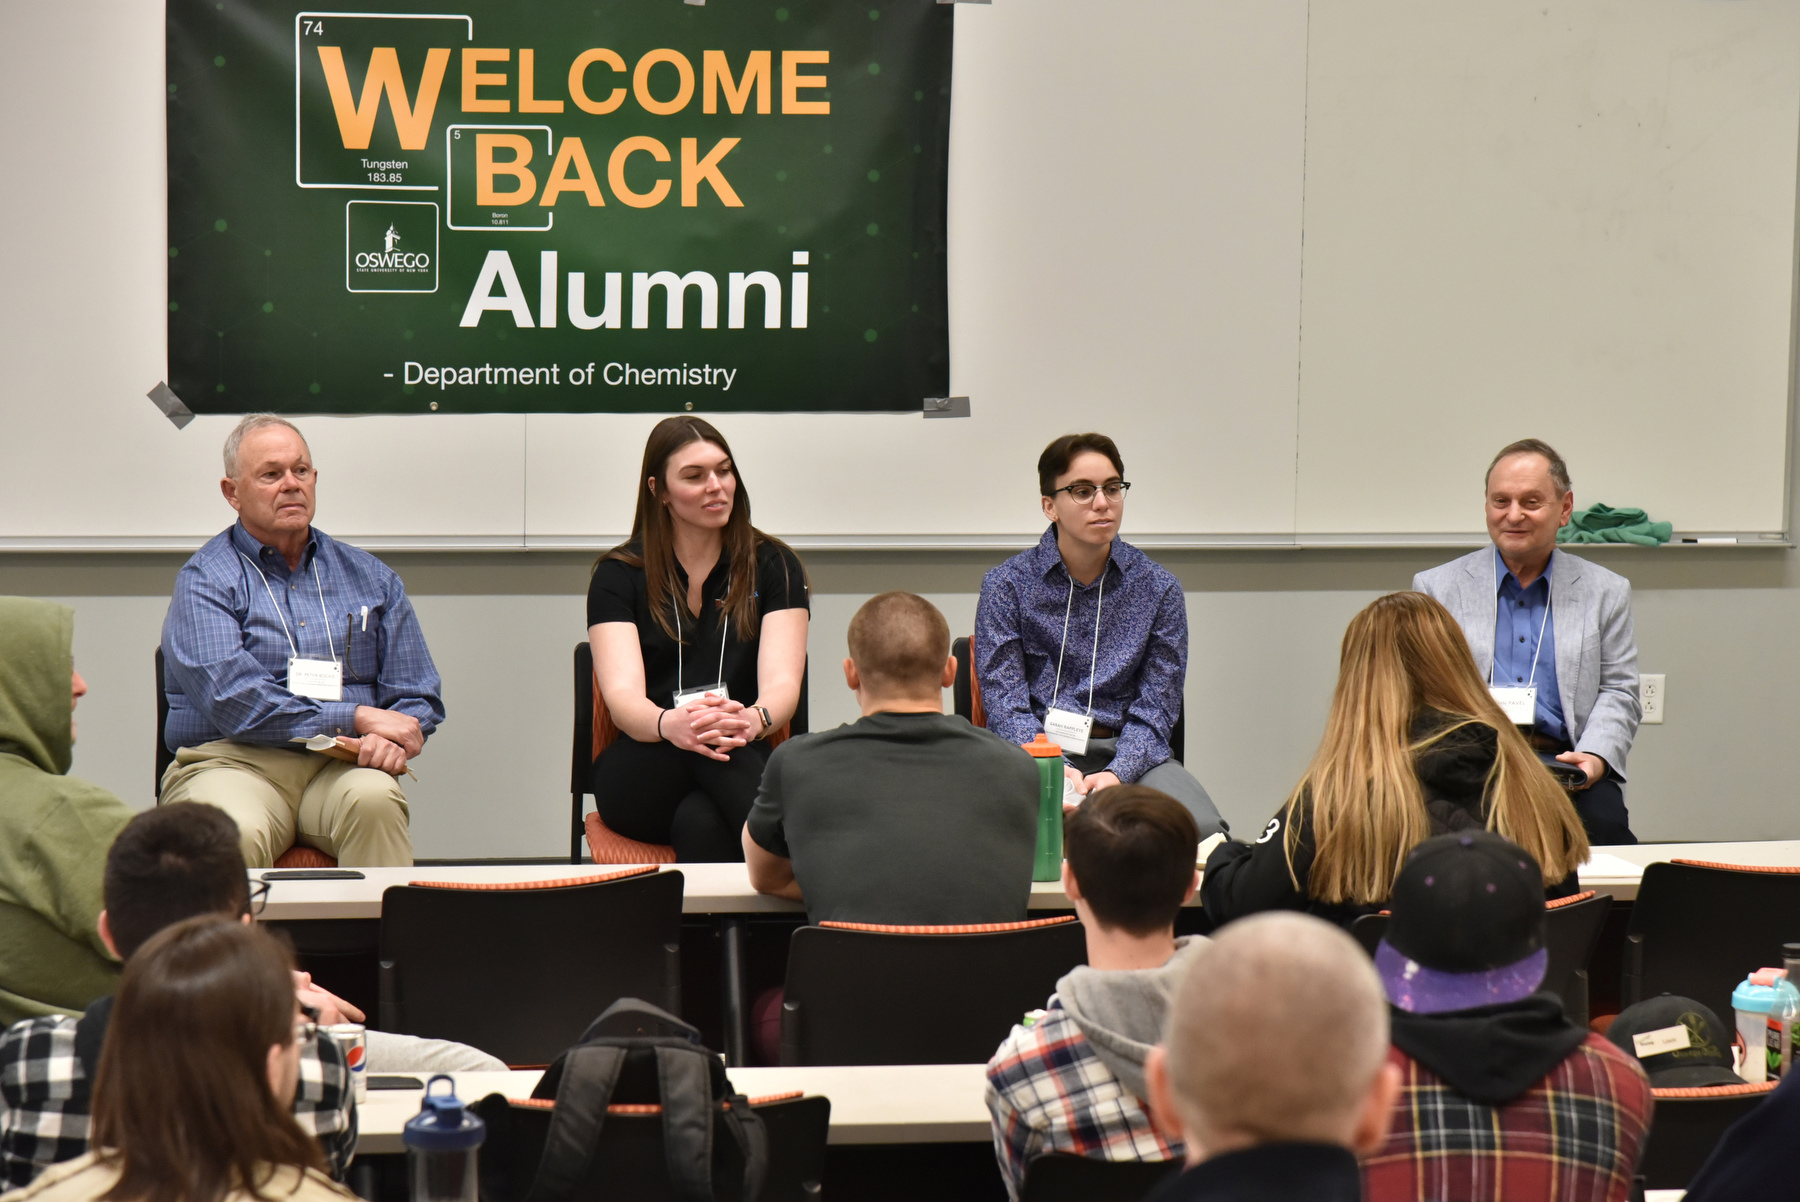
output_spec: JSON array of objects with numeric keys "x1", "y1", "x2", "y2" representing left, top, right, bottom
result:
[{"x1": 1377, "y1": 831, "x2": 1548, "y2": 1015}]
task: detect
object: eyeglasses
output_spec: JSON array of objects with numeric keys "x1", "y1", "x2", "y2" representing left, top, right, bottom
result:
[
  {"x1": 294, "y1": 1018, "x2": 319, "y2": 1044},
  {"x1": 1052, "y1": 481, "x2": 1131, "y2": 504},
  {"x1": 247, "y1": 880, "x2": 271, "y2": 919}
]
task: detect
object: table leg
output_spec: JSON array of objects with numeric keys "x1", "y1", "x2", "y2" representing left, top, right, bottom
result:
[{"x1": 722, "y1": 916, "x2": 748, "y2": 1066}]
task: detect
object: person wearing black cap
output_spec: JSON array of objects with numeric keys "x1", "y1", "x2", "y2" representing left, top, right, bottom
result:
[
  {"x1": 1361, "y1": 831, "x2": 1653, "y2": 1202},
  {"x1": 1609, "y1": 997, "x2": 1778, "y2": 1202},
  {"x1": 1607, "y1": 996, "x2": 1746, "y2": 1088}
]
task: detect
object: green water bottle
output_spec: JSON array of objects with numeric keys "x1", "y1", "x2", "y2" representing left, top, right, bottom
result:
[{"x1": 1023, "y1": 733, "x2": 1065, "y2": 882}]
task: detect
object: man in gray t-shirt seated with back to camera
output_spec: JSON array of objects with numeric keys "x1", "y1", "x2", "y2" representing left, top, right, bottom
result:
[{"x1": 743, "y1": 591, "x2": 1041, "y2": 924}]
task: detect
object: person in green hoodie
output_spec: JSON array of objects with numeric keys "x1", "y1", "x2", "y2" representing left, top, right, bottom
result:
[{"x1": 0, "y1": 598, "x2": 134, "y2": 1026}]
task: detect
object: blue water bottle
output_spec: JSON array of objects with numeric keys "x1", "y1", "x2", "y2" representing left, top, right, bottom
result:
[{"x1": 403, "y1": 1075, "x2": 485, "y2": 1202}]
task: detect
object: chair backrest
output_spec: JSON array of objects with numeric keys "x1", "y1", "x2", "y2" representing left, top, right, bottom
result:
[
  {"x1": 1346, "y1": 890, "x2": 1611, "y2": 1025},
  {"x1": 1540, "y1": 890, "x2": 1613, "y2": 1027},
  {"x1": 153, "y1": 646, "x2": 174, "y2": 799},
  {"x1": 480, "y1": 1093, "x2": 828, "y2": 1202},
  {"x1": 572, "y1": 641, "x2": 809, "y2": 863},
  {"x1": 780, "y1": 917, "x2": 1087, "y2": 1065},
  {"x1": 1349, "y1": 912, "x2": 1387, "y2": 957},
  {"x1": 1019, "y1": 1153, "x2": 1179, "y2": 1202},
  {"x1": 952, "y1": 634, "x2": 1186, "y2": 762},
  {"x1": 1638, "y1": 1082, "x2": 1777, "y2": 1190},
  {"x1": 378, "y1": 867, "x2": 685, "y2": 1066},
  {"x1": 1625, "y1": 861, "x2": 1800, "y2": 1019}
]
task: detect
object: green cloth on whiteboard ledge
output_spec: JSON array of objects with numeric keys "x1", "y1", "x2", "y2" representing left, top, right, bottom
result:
[{"x1": 1556, "y1": 503, "x2": 1673, "y2": 546}]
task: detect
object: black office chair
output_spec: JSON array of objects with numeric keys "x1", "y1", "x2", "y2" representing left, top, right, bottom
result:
[
  {"x1": 572, "y1": 642, "x2": 809, "y2": 864},
  {"x1": 1637, "y1": 1083, "x2": 1776, "y2": 1190},
  {"x1": 779, "y1": 917, "x2": 1087, "y2": 1065},
  {"x1": 153, "y1": 647, "x2": 175, "y2": 798},
  {"x1": 1020, "y1": 1154, "x2": 1179, "y2": 1202},
  {"x1": 1349, "y1": 890, "x2": 1613, "y2": 1026},
  {"x1": 950, "y1": 635, "x2": 1184, "y2": 761},
  {"x1": 1624, "y1": 860, "x2": 1800, "y2": 1021},
  {"x1": 477, "y1": 1092, "x2": 829, "y2": 1202},
  {"x1": 379, "y1": 867, "x2": 684, "y2": 1066}
]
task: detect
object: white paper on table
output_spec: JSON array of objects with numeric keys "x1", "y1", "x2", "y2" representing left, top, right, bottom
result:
[{"x1": 1580, "y1": 852, "x2": 1646, "y2": 880}]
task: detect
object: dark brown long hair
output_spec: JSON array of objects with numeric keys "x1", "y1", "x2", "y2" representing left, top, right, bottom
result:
[
  {"x1": 94, "y1": 916, "x2": 327, "y2": 1202},
  {"x1": 602, "y1": 416, "x2": 800, "y2": 641}
]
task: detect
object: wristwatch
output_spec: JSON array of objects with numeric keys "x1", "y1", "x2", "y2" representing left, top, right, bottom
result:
[{"x1": 755, "y1": 706, "x2": 773, "y2": 739}]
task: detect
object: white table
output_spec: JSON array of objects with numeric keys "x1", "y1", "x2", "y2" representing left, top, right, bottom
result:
[
  {"x1": 354, "y1": 1063, "x2": 991, "y2": 1155},
  {"x1": 255, "y1": 863, "x2": 1091, "y2": 921},
  {"x1": 256, "y1": 840, "x2": 1800, "y2": 920},
  {"x1": 1569, "y1": 840, "x2": 1800, "y2": 902}
]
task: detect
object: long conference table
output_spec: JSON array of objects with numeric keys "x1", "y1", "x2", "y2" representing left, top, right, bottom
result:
[
  {"x1": 257, "y1": 841, "x2": 1800, "y2": 1066},
  {"x1": 256, "y1": 840, "x2": 1800, "y2": 921}
]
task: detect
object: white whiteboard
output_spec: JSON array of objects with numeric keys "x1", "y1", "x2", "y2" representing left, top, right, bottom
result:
[{"x1": 0, "y1": 0, "x2": 1791, "y2": 549}]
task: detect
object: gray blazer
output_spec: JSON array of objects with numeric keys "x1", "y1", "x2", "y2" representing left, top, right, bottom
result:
[{"x1": 1413, "y1": 547, "x2": 1641, "y2": 779}]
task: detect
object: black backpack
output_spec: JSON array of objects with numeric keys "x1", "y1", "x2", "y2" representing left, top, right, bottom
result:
[{"x1": 477, "y1": 999, "x2": 768, "y2": 1202}]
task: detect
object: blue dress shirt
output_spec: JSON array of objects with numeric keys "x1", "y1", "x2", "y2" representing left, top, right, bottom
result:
[
  {"x1": 161, "y1": 522, "x2": 445, "y2": 751},
  {"x1": 974, "y1": 526, "x2": 1186, "y2": 782},
  {"x1": 1491, "y1": 547, "x2": 1566, "y2": 741}
]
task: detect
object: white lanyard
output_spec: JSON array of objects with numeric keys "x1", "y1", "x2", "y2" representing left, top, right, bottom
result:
[
  {"x1": 1488, "y1": 568, "x2": 1551, "y2": 688},
  {"x1": 674, "y1": 593, "x2": 729, "y2": 694},
  {"x1": 1050, "y1": 570, "x2": 1105, "y2": 718},
  {"x1": 239, "y1": 551, "x2": 337, "y2": 663}
]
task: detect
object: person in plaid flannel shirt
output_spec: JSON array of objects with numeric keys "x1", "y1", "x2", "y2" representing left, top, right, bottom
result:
[
  {"x1": 986, "y1": 785, "x2": 1205, "y2": 1199},
  {"x1": 0, "y1": 804, "x2": 356, "y2": 1186},
  {"x1": 1361, "y1": 832, "x2": 1652, "y2": 1202}
]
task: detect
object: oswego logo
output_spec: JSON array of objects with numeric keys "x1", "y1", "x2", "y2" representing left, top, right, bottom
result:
[
  {"x1": 355, "y1": 224, "x2": 431, "y2": 272},
  {"x1": 345, "y1": 201, "x2": 438, "y2": 294}
]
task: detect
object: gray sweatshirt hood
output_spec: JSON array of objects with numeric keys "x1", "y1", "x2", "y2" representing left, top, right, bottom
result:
[{"x1": 1056, "y1": 936, "x2": 1208, "y2": 1100}]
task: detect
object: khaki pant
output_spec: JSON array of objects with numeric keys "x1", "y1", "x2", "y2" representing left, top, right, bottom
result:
[{"x1": 159, "y1": 740, "x2": 412, "y2": 868}]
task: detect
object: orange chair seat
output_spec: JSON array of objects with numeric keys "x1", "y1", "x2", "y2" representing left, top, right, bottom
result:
[
  {"x1": 273, "y1": 845, "x2": 339, "y2": 870},
  {"x1": 585, "y1": 811, "x2": 678, "y2": 865}
]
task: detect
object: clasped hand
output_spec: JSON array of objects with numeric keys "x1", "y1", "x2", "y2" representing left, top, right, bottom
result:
[
  {"x1": 346, "y1": 706, "x2": 423, "y2": 775},
  {"x1": 665, "y1": 695, "x2": 757, "y2": 762}
]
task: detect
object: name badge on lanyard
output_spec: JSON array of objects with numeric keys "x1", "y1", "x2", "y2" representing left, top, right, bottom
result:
[
  {"x1": 1489, "y1": 685, "x2": 1536, "y2": 726},
  {"x1": 1044, "y1": 707, "x2": 1093, "y2": 756},
  {"x1": 1044, "y1": 571, "x2": 1105, "y2": 758},
  {"x1": 242, "y1": 551, "x2": 344, "y2": 704},
  {"x1": 1489, "y1": 560, "x2": 1552, "y2": 729},
  {"x1": 288, "y1": 657, "x2": 344, "y2": 702},
  {"x1": 673, "y1": 595, "x2": 731, "y2": 710}
]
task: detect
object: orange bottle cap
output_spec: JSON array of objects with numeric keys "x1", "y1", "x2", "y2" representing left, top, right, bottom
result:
[{"x1": 1022, "y1": 732, "x2": 1063, "y2": 758}]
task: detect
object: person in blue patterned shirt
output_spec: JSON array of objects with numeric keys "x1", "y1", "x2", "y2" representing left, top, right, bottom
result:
[
  {"x1": 159, "y1": 415, "x2": 444, "y2": 866},
  {"x1": 974, "y1": 434, "x2": 1224, "y2": 835}
]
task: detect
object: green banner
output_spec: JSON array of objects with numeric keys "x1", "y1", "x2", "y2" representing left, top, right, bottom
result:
[{"x1": 166, "y1": 1, "x2": 953, "y2": 415}]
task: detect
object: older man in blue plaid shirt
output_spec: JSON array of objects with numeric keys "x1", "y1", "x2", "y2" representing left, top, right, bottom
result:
[{"x1": 159, "y1": 415, "x2": 444, "y2": 867}]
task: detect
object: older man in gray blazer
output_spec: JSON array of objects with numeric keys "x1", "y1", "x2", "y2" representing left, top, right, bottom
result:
[{"x1": 1413, "y1": 439, "x2": 1641, "y2": 844}]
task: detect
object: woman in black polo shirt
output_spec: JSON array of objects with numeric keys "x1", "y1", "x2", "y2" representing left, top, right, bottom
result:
[{"x1": 587, "y1": 417, "x2": 809, "y2": 861}]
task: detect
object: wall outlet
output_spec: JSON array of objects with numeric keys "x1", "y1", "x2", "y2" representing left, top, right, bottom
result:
[{"x1": 1640, "y1": 674, "x2": 1665, "y2": 724}]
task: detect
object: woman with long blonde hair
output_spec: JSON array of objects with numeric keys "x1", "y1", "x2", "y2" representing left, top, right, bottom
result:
[{"x1": 1203, "y1": 592, "x2": 1588, "y2": 928}]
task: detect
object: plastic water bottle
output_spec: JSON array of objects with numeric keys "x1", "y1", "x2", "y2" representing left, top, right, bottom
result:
[
  {"x1": 1022, "y1": 733, "x2": 1065, "y2": 882},
  {"x1": 1771, "y1": 973, "x2": 1800, "y2": 1080},
  {"x1": 403, "y1": 1076, "x2": 485, "y2": 1202}
]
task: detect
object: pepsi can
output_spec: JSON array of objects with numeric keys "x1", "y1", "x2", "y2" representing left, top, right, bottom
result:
[{"x1": 324, "y1": 1022, "x2": 367, "y2": 1101}]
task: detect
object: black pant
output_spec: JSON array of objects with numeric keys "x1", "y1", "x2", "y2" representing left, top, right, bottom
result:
[
  {"x1": 1573, "y1": 775, "x2": 1635, "y2": 846},
  {"x1": 592, "y1": 737, "x2": 771, "y2": 862}
]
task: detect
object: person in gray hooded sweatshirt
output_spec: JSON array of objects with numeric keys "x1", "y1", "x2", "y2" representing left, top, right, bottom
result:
[{"x1": 986, "y1": 785, "x2": 1205, "y2": 1198}]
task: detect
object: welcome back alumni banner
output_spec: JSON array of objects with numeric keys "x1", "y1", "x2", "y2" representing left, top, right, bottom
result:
[{"x1": 166, "y1": 1, "x2": 953, "y2": 415}]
